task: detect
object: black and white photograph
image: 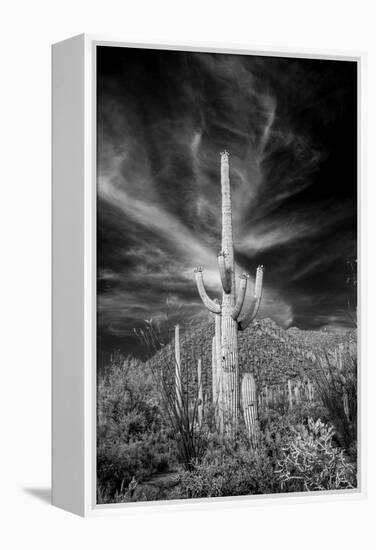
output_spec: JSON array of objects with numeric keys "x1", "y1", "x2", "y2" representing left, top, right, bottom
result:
[{"x1": 96, "y1": 45, "x2": 358, "y2": 504}]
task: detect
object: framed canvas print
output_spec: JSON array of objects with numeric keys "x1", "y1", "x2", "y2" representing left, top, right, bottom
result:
[{"x1": 52, "y1": 35, "x2": 363, "y2": 516}]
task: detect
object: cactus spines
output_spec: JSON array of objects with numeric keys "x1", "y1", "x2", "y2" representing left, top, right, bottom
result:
[
  {"x1": 194, "y1": 151, "x2": 264, "y2": 435},
  {"x1": 241, "y1": 373, "x2": 258, "y2": 446},
  {"x1": 174, "y1": 324, "x2": 182, "y2": 415}
]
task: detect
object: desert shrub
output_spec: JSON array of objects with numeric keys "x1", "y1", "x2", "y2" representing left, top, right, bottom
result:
[
  {"x1": 259, "y1": 398, "x2": 328, "y2": 438},
  {"x1": 155, "y1": 364, "x2": 209, "y2": 471},
  {"x1": 275, "y1": 418, "x2": 357, "y2": 492},
  {"x1": 97, "y1": 429, "x2": 173, "y2": 496},
  {"x1": 172, "y1": 435, "x2": 280, "y2": 499},
  {"x1": 311, "y1": 351, "x2": 357, "y2": 454},
  {"x1": 97, "y1": 353, "x2": 176, "y2": 503},
  {"x1": 146, "y1": 326, "x2": 211, "y2": 472},
  {"x1": 97, "y1": 475, "x2": 142, "y2": 504},
  {"x1": 259, "y1": 413, "x2": 296, "y2": 463}
]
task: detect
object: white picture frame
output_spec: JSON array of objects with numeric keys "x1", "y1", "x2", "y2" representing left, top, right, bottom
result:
[{"x1": 52, "y1": 34, "x2": 365, "y2": 517}]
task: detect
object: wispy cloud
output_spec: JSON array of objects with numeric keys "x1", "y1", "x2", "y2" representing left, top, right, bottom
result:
[{"x1": 238, "y1": 201, "x2": 354, "y2": 255}]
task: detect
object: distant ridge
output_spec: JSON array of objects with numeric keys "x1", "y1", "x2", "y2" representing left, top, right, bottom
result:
[{"x1": 148, "y1": 317, "x2": 356, "y2": 391}]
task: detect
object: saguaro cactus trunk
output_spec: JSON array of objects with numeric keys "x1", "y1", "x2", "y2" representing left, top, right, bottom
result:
[
  {"x1": 212, "y1": 309, "x2": 223, "y2": 431},
  {"x1": 219, "y1": 152, "x2": 241, "y2": 432},
  {"x1": 194, "y1": 151, "x2": 264, "y2": 436}
]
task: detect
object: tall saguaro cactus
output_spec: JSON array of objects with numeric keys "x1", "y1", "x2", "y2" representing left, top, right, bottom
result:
[{"x1": 194, "y1": 151, "x2": 264, "y2": 435}]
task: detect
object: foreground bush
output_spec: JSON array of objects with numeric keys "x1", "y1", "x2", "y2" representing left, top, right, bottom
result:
[
  {"x1": 275, "y1": 418, "x2": 356, "y2": 492},
  {"x1": 173, "y1": 416, "x2": 356, "y2": 499},
  {"x1": 310, "y1": 350, "x2": 357, "y2": 455},
  {"x1": 97, "y1": 354, "x2": 176, "y2": 502},
  {"x1": 172, "y1": 436, "x2": 280, "y2": 499}
]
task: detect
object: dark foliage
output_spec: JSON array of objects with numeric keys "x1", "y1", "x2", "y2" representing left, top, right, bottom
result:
[
  {"x1": 97, "y1": 353, "x2": 176, "y2": 503},
  {"x1": 310, "y1": 351, "x2": 357, "y2": 457}
]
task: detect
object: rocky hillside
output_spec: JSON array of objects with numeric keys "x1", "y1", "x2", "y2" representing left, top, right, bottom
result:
[{"x1": 148, "y1": 317, "x2": 356, "y2": 396}]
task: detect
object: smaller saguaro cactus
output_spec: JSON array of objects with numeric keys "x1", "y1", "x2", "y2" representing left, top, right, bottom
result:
[
  {"x1": 241, "y1": 373, "x2": 258, "y2": 446},
  {"x1": 294, "y1": 384, "x2": 301, "y2": 405},
  {"x1": 287, "y1": 379, "x2": 293, "y2": 410}
]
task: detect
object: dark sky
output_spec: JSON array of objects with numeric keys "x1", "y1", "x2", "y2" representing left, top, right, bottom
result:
[{"x1": 97, "y1": 46, "x2": 357, "y2": 365}]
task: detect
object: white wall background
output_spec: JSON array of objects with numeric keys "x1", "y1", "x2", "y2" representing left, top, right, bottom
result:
[{"x1": 1, "y1": 0, "x2": 375, "y2": 548}]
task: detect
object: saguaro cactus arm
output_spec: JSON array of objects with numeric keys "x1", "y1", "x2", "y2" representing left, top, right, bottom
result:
[
  {"x1": 217, "y1": 252, "x2": 232, "y2": 294},
  {"x1": 231, "y1": 273, "x2": 249, "y2": 320},
  {"x1": 238, "y1": 265, "x2": 264, "y2": 331},
  {"x1": 194, "y1": 267, "x2": 221, "y2": 314}
]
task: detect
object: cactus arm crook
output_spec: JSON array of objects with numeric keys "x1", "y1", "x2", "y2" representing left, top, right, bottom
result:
[
  {"x1": 238, "y1": 266, "x2": 264, "y2": 331},
  {"x1": 231, "y1": 273, "x2": 249, "y2": 320},
  {"x1": 194, "y1": 267, "x2": 221, "y2": 314},
  {"x1": 238, "y1": 296, "x2": 261, "y2": 331},
  {"x1": 217, "y1": 252, "x2": 232, "y2": 294}
]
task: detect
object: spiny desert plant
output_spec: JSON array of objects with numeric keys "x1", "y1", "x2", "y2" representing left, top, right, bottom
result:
[
  {"x1": 146, "y1": 323, "x2": 210, "y2": 471},
  {"x1": 194, "y1": 151, "x2": 264, "y2": 435},
  {"x1": 311, "y1": 348, "x2": 357, "y2": 454},
  {"x1": 275, "y1": 418, "x2": 356, "y2": 492},
  {"x1": 155, "y1": 363, "x2": 208, "y2": 471},
  {"x1": 241, "y1": 373, "x2": 259, "y2": 447}
]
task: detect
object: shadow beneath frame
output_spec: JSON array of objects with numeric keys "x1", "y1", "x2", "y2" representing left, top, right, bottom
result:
[{"x1": 23, "y1": 487, "x2": 51, "y2": 504}]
